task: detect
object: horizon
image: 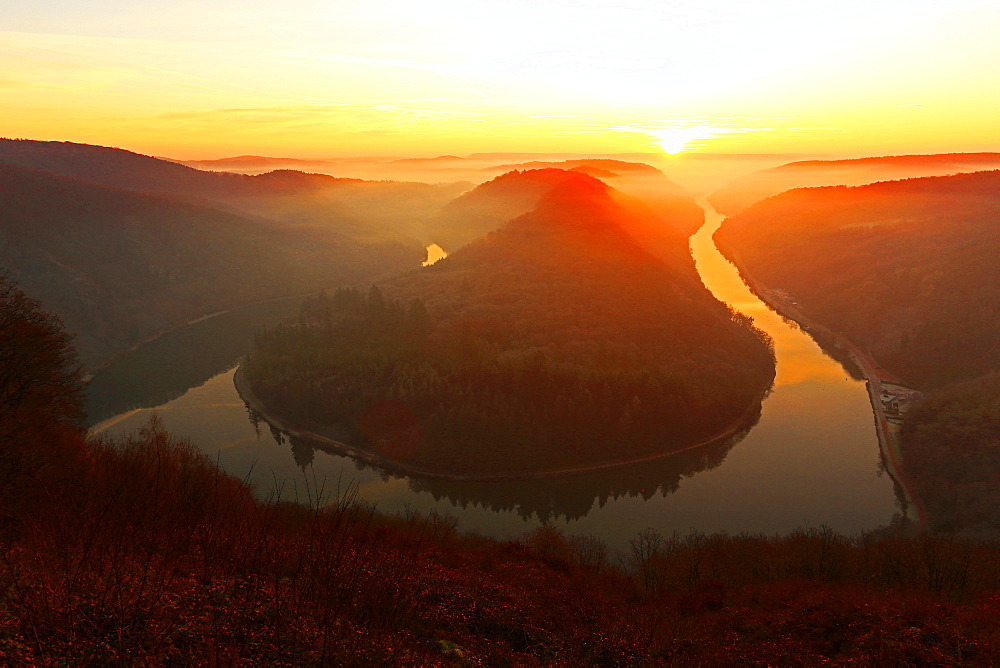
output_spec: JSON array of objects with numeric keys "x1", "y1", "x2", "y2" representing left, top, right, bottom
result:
[{"x1": 2, "y1": 1, "x2": 998, "y2": 159}]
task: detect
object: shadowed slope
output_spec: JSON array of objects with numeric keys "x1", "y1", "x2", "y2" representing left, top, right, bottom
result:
[
  {"x1": 0, "y1": 138, "x2": 467, "y2": 244},
  {"x1": 0, "y1": 163, "x2": 420, "y2": 365}
]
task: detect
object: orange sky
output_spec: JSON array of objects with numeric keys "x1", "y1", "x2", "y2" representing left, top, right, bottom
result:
[{"x1": 2, "y1": 1, "x2": 998, "y2": 158}]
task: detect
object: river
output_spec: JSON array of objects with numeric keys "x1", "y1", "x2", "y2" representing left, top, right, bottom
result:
[{"x1": 88, "y1": 203, "x2": 901, "y2": 550}]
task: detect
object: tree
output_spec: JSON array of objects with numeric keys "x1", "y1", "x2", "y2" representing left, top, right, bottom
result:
[{"x1": 0, "y1": 274, "x2": 85, "y2": 443}]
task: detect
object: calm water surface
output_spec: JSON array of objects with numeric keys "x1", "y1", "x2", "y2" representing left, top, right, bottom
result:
[{"x1": 90, "y1": 204, "x2": 900, "y2": 550}]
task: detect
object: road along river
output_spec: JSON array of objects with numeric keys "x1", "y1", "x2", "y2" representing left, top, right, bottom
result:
[{"x1": 89, "y1": 202, "x2": 902, "y2": 551}]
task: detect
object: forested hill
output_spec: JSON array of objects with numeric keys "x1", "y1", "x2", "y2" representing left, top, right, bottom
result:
[
  {"x1": 246, "y1": 170, "x2": 775, "y2": 476},
  {"x1": 714, "y1": 170, "x2": 1000, "y2": 534},
  {"x1": 0, "y1": 138, "x2": 339, "y2": 200},
  {"x1": 0, "y1": 138, "x2": 467, "y2": 244},
  {"x1": 0, "y1": 163, "x2": 420, "y2": 365},
  {"x1": 710, "y1": 152, "x2": 1000, "y2": 215},
  {"x1": 396, "y1": 170, "x2": 706, "y2": 320},
  {"x1": 428, "y1": 169, "x2": 576, "y2": 251},
  {"x1": 428, "y1": 164, "x2": 703, "y2": 251},
  {"x1": 481, "y1": 159, "x2": 704, "y2": 236},
  {"x1": 714, "y1": 170, "x2": 1000, "y2": 390}
]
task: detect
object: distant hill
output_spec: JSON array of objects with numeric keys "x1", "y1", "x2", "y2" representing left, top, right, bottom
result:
[
  {"x1": 389, "y1": 155, "x2": 468, "y2": 165},
  {"x1": 245, "y1": 170, "x2": 774, "y2": 475},
  {"x1": 710, "y1": 152, "x2": 1000, "y2": 215},
  {"x1": 176, "y1": 155, "x2": 338, "y2": 171},
  {"x1": 483, "y1": 159, "x2": 704, "y2": 237},
  {"x1": 0, "y1": 139, "x2": 468, "y2": 244},
  {"x1": 428, "y1": 169, "x2": 581, "y2": 251},
  {"x1": 486, "y1": 158, "x2": 664, "y2": 176},
  {"x1": 0, "y1": 138, "x2": 275, "y2": 201},
  {"x1": 429, "y1": 166, "x2": 703, "y2": 252},
  {"x1": 0, "y1": 163, "x2": 421, "y2": 366}
]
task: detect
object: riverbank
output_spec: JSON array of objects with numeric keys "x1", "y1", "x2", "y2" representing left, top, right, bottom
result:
[
  {"x1": 233, "y1": 363, "x2": 774, "y2": 483},
  {"x1": 85, "y1": 292, "x2": 314, "y2": 380},
  {"x1": 716, "y1": 243, "x2": 927, "y2": 527}
]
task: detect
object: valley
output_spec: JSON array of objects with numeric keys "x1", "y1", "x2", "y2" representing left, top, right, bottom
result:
[{"x1": 89, "y1": 198, "x2": 900, "y2": 547}]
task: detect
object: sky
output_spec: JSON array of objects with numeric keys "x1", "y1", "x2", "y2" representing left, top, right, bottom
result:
[{"x1": 1, "y1": 0, "x2": 999, "y2": 158}]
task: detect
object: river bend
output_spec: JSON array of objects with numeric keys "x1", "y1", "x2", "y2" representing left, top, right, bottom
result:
[{"x1": 90, "y1": 202, "x2": 899, "y2": 550}]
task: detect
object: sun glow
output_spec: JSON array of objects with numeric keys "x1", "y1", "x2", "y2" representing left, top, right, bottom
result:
[
  {"x1": 1, "y1": 2, "x2": 999, "y2": 157},
  {"x1": 644, "y1": 125, "x2": 719, "y2": 154}
]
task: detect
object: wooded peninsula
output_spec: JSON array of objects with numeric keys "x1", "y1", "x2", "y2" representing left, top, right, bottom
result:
[{"x1": 244, "y1": 170, "x2": 775, "y2": 476}]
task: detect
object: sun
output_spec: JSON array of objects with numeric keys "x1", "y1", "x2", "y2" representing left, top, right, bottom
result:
[{"x1": 646, "y1": 125, "x2": 718, "y2": 154}]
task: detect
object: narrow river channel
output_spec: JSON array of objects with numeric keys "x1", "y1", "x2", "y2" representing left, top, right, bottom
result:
[{"x1": 89, "y1": 203, "x2": 900, "y2": 551}]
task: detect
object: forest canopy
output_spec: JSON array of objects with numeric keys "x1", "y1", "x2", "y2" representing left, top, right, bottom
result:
[{"x1": 714, "y1": 171, "x2": 1000, "y2": 391}]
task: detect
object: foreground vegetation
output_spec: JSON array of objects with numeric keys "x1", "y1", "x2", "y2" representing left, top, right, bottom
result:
[
  {"x1": 15, "y1": 444, "x2": 1000, "y2": 665},
  {"x1": 10, "y1": 274, "x2": 1000, "y2": 663}
]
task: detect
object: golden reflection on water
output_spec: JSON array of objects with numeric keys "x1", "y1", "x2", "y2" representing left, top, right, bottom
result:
[
  {"x1": 422, "y1": 243, "x2": 448, "y2": 266},
  {"x1": 690, "y1": 202, "x2": 848, "y2": 388}
]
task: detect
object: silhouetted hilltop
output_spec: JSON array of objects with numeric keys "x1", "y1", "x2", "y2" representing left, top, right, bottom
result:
[
  {"x1": 428, "y1": 168, "x2": 587, "y2": 250},
  {"x1": 484, "y1": 159, "x2": 704, "y2": 237},
  {"x1": 389, "y1": 155, "x2": 467, "y2": 165},
  {"x1": 710, "y1": 152, "x2": 1000, "y2": 214},
  {"x1": 0, "y1": 138, "x2": 279, "y2": 200},
  {"x1": 0, "y1": 163, "x2": 420, "y2": 365},
  {"x1": 779, "y1": 153, "x2": 1000, "y2": 171},
  {"x1": 487, "y1": 158, "x2": 663, "y2": 176},
  {"x1": 177, "y1": 155, "x2": 336, "y2": 170},
  {"x1": 429, "y1": 166, "x2": 702, "y2": 251},
  {"x1": 246, "y1": 170, "x2": 773, "y2": 475}
]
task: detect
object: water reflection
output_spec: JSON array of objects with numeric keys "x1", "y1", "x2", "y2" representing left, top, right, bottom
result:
[
  {"x1": 422, "y1": 243, "x2": 448, "y2": 266},
  {"x1": 282, "y1": 419, "x2": 757, "y2": 523},
  {"x1": 86, "y1": 296, "x2": 304, "y2": 425}
]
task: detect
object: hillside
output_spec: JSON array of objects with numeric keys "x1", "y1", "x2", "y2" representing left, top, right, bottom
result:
[
  {"x1": 0, "y1": 163, "x2": 421, "y2": 365},
  {"x1": 244, "y1": 170, "x2": 774, "y2": 475},
  {"x1": 714, "y1": 170, "x2": 1000, "y2": 532},
  {"x1": 715, "y1": 170, "x2": 1000, "y2": 389},
  {"x1": 485, "y1": 160, "x2": 705, "y2": 238},
  {"x1": 0, "y1": 139, "x2": 468, "y2": 244},
  {"x1": 901, "y1": 373, "x2": 1000, "y2": 534},
  {"x1": 710, "y1": 152, "x2": 1000, "y2": 215},
  {"x1": 428, "y1": 168, "x2": 585, "y2": 251},
  {"x1": 428, "y1": 164, "x2": 703, "y2": 252}
]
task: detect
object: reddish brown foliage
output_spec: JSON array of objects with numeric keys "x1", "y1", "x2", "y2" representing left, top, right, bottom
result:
[{"x1": 3, "y1": 285, "x2": 1000, "y2": 662}]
